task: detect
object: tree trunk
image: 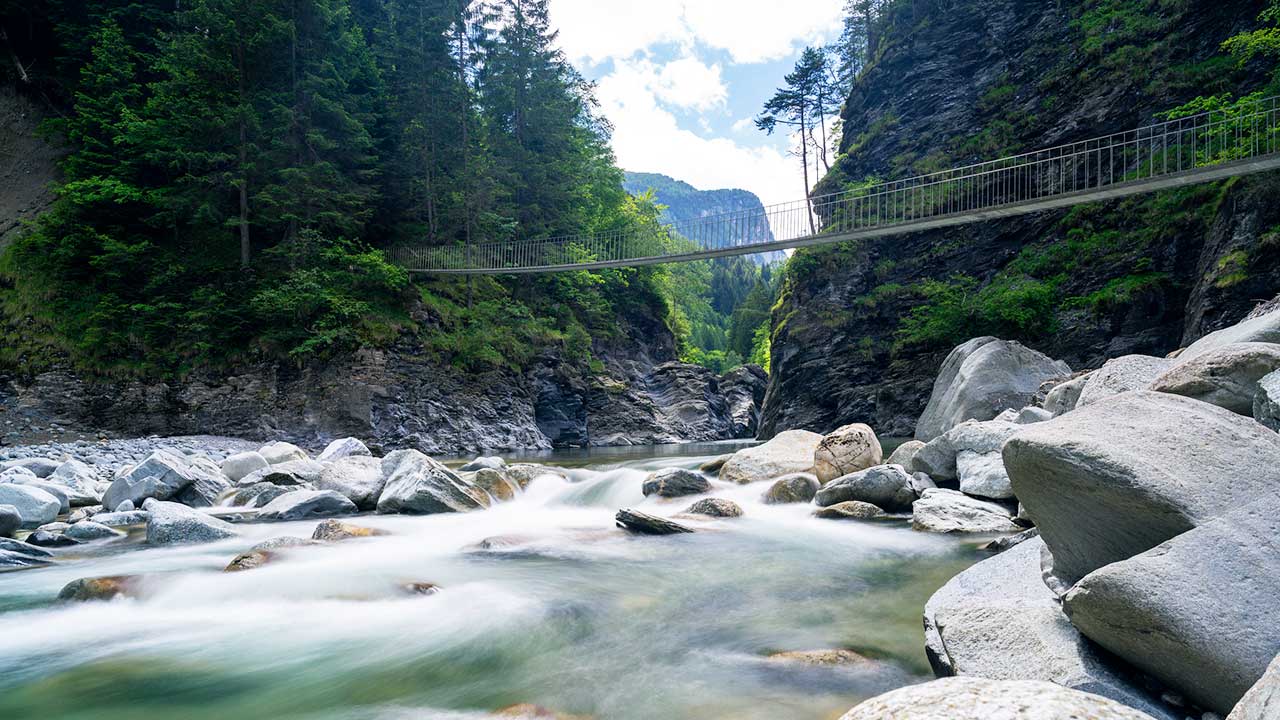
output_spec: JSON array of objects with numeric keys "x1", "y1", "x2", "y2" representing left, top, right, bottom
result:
[
  {"x1": 0, "y1": 27, "x2": 30, "y2": 84},
  {"x1": 800, "y1": 106, "x2": 815, "y2": 235},
  {"x1": 237, "y1": 38, "x2": 251, "y2": 268}
]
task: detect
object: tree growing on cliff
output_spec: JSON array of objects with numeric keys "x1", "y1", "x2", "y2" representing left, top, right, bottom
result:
[{"x1": 756, "y1": 47, "x2": 838, "y2": 229}]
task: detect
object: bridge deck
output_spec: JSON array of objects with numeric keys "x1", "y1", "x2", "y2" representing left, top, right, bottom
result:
[{"x1": 394, "y1": 96, "x2": 1280, "y2": 275}]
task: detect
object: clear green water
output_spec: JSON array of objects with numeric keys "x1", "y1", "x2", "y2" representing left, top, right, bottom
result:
[{"x1": 0, "y1": 442, "x2": 980, "y2": 720}]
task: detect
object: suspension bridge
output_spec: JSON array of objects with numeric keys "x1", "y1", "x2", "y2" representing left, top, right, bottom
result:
[{"x1": 392, "y1": 96, "x2": 1280, "y2": 275}]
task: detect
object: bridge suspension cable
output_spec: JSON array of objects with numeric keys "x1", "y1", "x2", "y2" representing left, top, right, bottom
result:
[{"x1": 392, "y1": 95, "x2": 1280, "y2": 275}]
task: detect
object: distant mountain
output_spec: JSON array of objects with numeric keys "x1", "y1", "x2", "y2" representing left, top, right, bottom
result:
[{"x1": 622, "y1": 172, "x2": 784, "y2": 265}]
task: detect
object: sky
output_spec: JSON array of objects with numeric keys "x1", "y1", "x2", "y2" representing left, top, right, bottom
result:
[{"x1": 548, "y1": 0, "x2": 847, "y2": 209}]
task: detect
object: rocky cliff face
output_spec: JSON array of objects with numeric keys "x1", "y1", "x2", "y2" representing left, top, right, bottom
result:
[{"x1": 762, "y1": 0, "x2": 1280, "y2": 438}]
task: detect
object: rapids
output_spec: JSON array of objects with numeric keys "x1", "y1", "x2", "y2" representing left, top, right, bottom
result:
[{"x1": 0, "y1": 441, "x2": 982, "y2": 719}]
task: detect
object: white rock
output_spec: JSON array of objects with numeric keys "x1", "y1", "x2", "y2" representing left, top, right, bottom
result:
[
  {"x1": 143, "y1": 499, "x2": 237, "y2": 545},
  {"x1": 315, "y1": 437, "x2": 371, "y2": 463},
  {"x1": 1181, "y1": 305, "x2": 1280, "y2": 360},
  {"x1": 838, "y1": 677, "x2": 1160, "y2": 720},
  {"x1": 221, "y1": 451, "x2": 270, "y2": 482},
  {"x1": 258, "y1": 441, "x2": 308, "y2": 466},
  {"x1": 1077, "y1": 355, "x2": 1174, "y2": 408},
  {"x1": 912, "y1": 489, "x2": 1020, "y2": 534},
  {"x1": 0, "y1": 485, "x2": 61, "y2": 527},
  {"x1": 314, "y1": 455, "x2": 385, "y2": 511},
  {"x1": 1044, "y1": 373, "x2": 1090, "y2": 416},
  {"x1": 718, "y1": 430, "x2": 823, "y2": 484},
  {"x1": 1150, "y1": 342, "x2": 1280, "y2": 415},
  {"x1": 956, "y1": 450, "x2": 1013, "y2": 500}
]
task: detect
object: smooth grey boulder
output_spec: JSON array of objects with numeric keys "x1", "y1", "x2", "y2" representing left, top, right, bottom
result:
[
  {"x1": 173, "y1": 456, "x2": 231, "y2": 507},
  {"x1": 1180, "y1": 305, "x2": 1280, "y2": 360},
  {"x1": 1077, "y1": 355, "x2": 1174, "y2": 408},
  {"x1": 813, "y1": 501, "x2": 885, "y2": 520},
  {"x1": 1063, "y1": 499, "x2": 1280, "y2": 715},
  {"x1": 64, "y1": 520, "x2": 124, "y2": 542},
  {"x1": 682, "y1": 498, "x2": 744, "y2": 518},
  {"x1": 232, "y1": 482, "x2": 294, "y2": 508},
  {"x1": 912, "y1": 489, "x2": 1020, "y2": 534},
  {"x1": 815, "y1": 464, "x2": 916, "y2": 512},
  {"x1": 376, "y1": 450, "x2": 488, "y2": 515},
  {"x1": 12, "y1": 480, "x2": 70, "y2": 514},
  {"x1": 1150, "y1": 342, "x2": 1280, "y2": 415},
  {"x1": 257, "y1": 490, "x2": 358, "y2": 521},
  {"x1": 315, "y1": 437, "x2": 371, "y2": 463},
  {"x1": 949, "y1": 420, "x2": 1019, "y2": 500},
  {"x1": 237, "y1": 459, "x2": 325, "y2": 487},
  {"x1": 1004, "y1": 391, "x2": 1280, "y2": 582},
  {"x1": 762, "y1": 472, "x2": 820, "y2": 504},
  {"x1": 315, "y1": 455, "x2": 385, "y2": 510},
  {"x1": 221, "y1": 451, "x2": 269, "y2": 482},
  {"x1": 48, "y1": 460, "x2": 102, "y2": 506},
  {"x1": 641, "y1": 467, "x2": 711, "y2": 498},
  {"x1": 102, "y1": 450, "x2": 200, "y2": 510},
  {"x1": 915, "y1": 338, "x2": 1070, "y2": 441},
  {"x1": 837, "y1": 677, "x2": 1160, "y2": 720},
  {"x1": 0, "y1": 504, "x2": 19, "y2": 537},
  {"x1": 458, "y1": 455, "x2": 506, "y2": 472},
  {"x1": 143, "y1": 499, "x2": 237, "y2": 545},
  {"x1": 1229, "y1": 653, "x2": 1280, "y2": 720},
  {"x1": 0, "y1": 484, "x2": 61, "y2": 527},
  {"x1": 92, "y1": 510, "x2": 150, "y2": 527},
  {"x1": 886, "y1": 440, "x2": 925, "y2": 472},
  {"x1": 914, "y1": 433, "x2": 958, "y2": 480},
  {"x1": 1, "y1": 457, "x2": 59, "y2": 478},
  {"x1": 113, "y1": 500, "x2": 134, "y2": 512},
  {"x1": 1044, "y1": 373, "x2": 1090, "y2": 416},
  {"x1": 258, "y1": 441, "x2": 308, "y2": 465},
  {"x1": 718, "y1": 430, "x2": 822, "y2": 484},
  {"x1": 1257, "y1": 369, "x2": 1280, "y2": 431},
  {"x1": 0, "y1": 536, "x2": 54, "y2": 568},
  {"x1": 924, "y1": 537, "x2": 1174, "y2": 719},
  {"x1": 1014, "y1": 406, "x2": 1053, "y2": 424},
  {"x1": 813, "y1": 423, "x2": 883, "y2": 483}
]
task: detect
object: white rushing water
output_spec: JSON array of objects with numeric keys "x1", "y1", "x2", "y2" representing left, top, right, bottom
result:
[{"x1": 0, "y1": 442, "x2": 981, "y2": 720}]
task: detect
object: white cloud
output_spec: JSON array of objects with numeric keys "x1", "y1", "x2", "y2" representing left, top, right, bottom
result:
[
  {"x1": 551, "y1": 0, "x2": 844, "y2": 65},
  {"x1": 596, "y1": 66, "x2": 805, "y2": 212},
  {"x1": 652, "y1": 55, "x2": 727, "y2": 110}
]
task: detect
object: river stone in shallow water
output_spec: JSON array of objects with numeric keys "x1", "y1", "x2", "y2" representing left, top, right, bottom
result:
[
  {"x1": 615, "y1": 509, "x2": 693, "y2": 535},
  {"x1": 1229, "y1": 653, "x2": 1280, "y2": 720},
  {"x1": 57, "y1": 575, "x2": 142, "y2": 602},
  {"x1": 238, "y1": 459, "x2": 325, "y2": 487},
  {"x1": 923, "y1": 537, "x2": 1175, "y2": 718},
  {"x1": 102, "y1": 450, "x2": 202, "y2": 510},
  {"x1": 837, "y1": 677, "x2": 1160, "y2": 720},
  {"x1": 64, "y1": 521, "x2": 124, "y2": 542},
  {"x1": 312, "y1": 518, "x2": 389, "y2": 541},
  {"x1": 233, "y1": 482, "x2": 295, "y2": 508},
  {"x1": 1004, "y1": 391, "x2": 1280, "y2": 582},
  {"x1": 681, "y1": 498, "x2": 743, "y2": 518},
  {"x1": 459, "y1": 456, "x2": 506, "y2": 472},
  {"x1": 762, "y1": 472, "x2": 820, "y2": 504},
  {"x1": 92, "y1": 510, "x2": 150, "y2": 527},
  {"x1": 257, "y1": 490, "x2": 358, "y2": 521},
  {"x1": 718, "y1": 430, "x2": 822, "y2": 484},
  {"x1": 225, "y1": 536, "x2": 319, "y2": 572},
  {"x1": 815, "y1": 465, "x2": 916, "y2": 512},
  {"x1": 472, "y1": 468, "x2": 521, "y2": 502},
  {"x1": 915, "y1": 338, "x2": 1071, "y2": 441},
  {"x1": 376, "y1": 450, "x2": 488, "y2": 515},
  {"x1": 144, "y1": 499, "x2": 237, "y2": 545},
  {"x1": 0, "y1": 537, "x2": 53, "y2": 568},
  {"x1": 641, "y1": 467, "x2": 710, "y2": 498},
  {"x1": 813, "y1": 424, "x2": 882, "y2": 483},
  {"x1": 504, "y1": 464, "x2": 566, "y2": 489},
  {"x1": 767, "y1": 649, "x2": 870, "y2": 666},
  {"x1": 1063, "y1": 497, "x2": 1280, "y2": 715},
  {"x1": 221, "y1": 451, "x2": 269, "y2": 482},
  {"x1": 1150, "y1": 342, "x2": 1280, "y2": 415},
  {"x1": 315, "y1": 455, "x2": 385, "y2": 510},
  {"x1": 814, "y1": 501, "x2": 884, "y2": 520},
  {"x1": 0, "y1": 504, "x2": 18, "y2": 537},
  {"x1": 911, "y1": 489, "x2": 1019, "y2": 534},
  {"x1": 1076, "y1": 355, "x2": 1173, "y2": 408}
]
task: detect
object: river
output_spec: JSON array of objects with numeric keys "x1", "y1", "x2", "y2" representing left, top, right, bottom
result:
[{"x1": 0, "y1": 441, "x2": 982, "y2": 719}]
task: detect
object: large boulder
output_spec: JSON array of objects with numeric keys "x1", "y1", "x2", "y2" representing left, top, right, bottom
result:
[
  {"x1": 717, "y1": 430, "x2": 822, "y2": 484},
  {"x1": 911, "y1": 489, "x2": 1020, "y2": 534},
  {"x1": 641, "y1": 467, "x2": 711, "y2": 498},
  {"x1": 315, "y1": 437, "x2": 371, "y2": 463},
  {"x1": 1229, "y1": 653, "x2": 1280, "y2": 720},
  {"x1": 10, "y1": 479, "x2": 70, "y2": 514},
  {"x1": 0, "y1": 485, "x2": 61, "y2": 527},
  {"x1": 885, "y1": 440, "x2": 925, "y2": 472},
  {"x1": 1043, "y1": 373, "x2": 1091, "y2": 416},
  {"x1": 232, "y1": 482, "x2": 294, "y2": 508},
  {"x1": 505, "y1": 464, "x2": 566, "y2": 489},
  {"x1": 459, "y1": 456, "x2": 506, "y2": 472},
  {"x1": 257, "y1": 490, "x2": 358, "y2": 521},
  {"x1": 1063, "y1": 499, "x2": 1280, "y2": 715},
  {"x1": 376, "y1": 450, "x2": 488, "y2": 515},
  {"x1": 762, "y1": 472, "x2": 820, "y2": 504},
  {"x1": 102, "y1": 450, "x2": 204, "y2": 510},
  {"x1": 1180, "y1": 304, "x2": 1280, "y2": 360},
  {"x1": 64, "y1": 520, "x2": 124, "y2": 542},
  {"x1": 173, "y1": 457, "x2": 232, "y2": 507},
  {"x1": 924, "y1": 537, "x2": 1174, "y2": 718},
  {"x1": 815, "y1": 464, "x2": 916, "y2": 512},
  {"x1": 837, "y1": 677, "x2": 1160, "y2": 720},
  {"x1": 315, "y1": 455, "x2": 385, "y2": 510},
  {"x1": 949, "y1": 420, "x2": 1019, "y2": 500},
  {"x1": 144, "y1": 499, "x2": 237, "y2": 545},
  {"x1": 1004, "y1": 391, "x2": 1280, "y2": 582},
  {"x1": 1257, "y1": 369, "x2": 1280, "y2": 431},
  {"x1": 48, "y1": 460, "x2": 102, "y2": 506},
  {"x1": 1150, "y1": 342, "x2": 1280, "y2": 415},
  {"x1": 1076, "y1": 355, "x2": 1173, "y2": 408},
  {"x1": 813, "y1": 423, "x2": 883, "y2": 483},
  {"x1": 221, "y1": 451, "x2": 269, "y2": 482},
  {"x1": 258, "y1": 441, "x2": 309, "y2": 465},
  {"x1": 237, "y1": 458, "x2": 326, "y2": 487},
  {"x1": 915, "y1": 338, "x2": 1070, "y2": 441}
]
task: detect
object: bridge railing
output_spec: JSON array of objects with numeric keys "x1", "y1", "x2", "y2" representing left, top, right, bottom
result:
[{"x1": 392, "y1": 95, "x2": 1280, "y2": 273}]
